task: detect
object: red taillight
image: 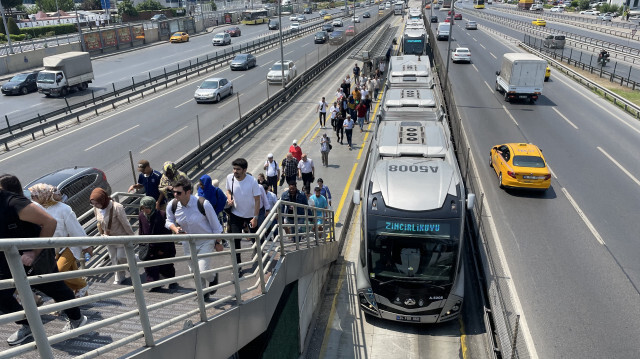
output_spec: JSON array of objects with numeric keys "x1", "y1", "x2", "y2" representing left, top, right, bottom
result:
[
  {"x1": 507, "y1": 171, "x2": 516, "y2": 179},
  {"x1": 544, "y1": 174, "x2": 551, "y2": 180}
]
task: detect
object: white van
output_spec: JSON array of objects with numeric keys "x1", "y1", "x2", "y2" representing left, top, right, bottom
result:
[{"x1": 437, "y1": 22, "x2": 450, "y2": 40}]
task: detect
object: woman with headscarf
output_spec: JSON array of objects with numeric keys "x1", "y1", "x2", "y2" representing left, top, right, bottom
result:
[
  {"x1": 90, "y1": 188, "x2": 134, "y2": 284},
  {"x1": 138, "y1": 196, "x2": 176, "y2": 292},
  {"x1": 29, "y1": 184, "x2": 92, "y2": 297},
  {"x1": 157, "y1": 161, "x2": 190, "y2": 210}
]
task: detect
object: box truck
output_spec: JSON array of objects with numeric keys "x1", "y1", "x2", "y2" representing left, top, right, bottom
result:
[
  {"x1": 37, "y1": 52, "x2": 94, "y2": 97},
  {"x1": 495, "y1": 53, "x2": 546, "y2": 103}
]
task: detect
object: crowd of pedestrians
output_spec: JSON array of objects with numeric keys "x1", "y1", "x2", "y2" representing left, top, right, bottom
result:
[{"x1": 0, "y1": 60, "x2": 382, "y2": 348}]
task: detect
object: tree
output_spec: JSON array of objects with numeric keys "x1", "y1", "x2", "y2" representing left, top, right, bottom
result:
[
  {"x1": 35, "y1": 0, "x2": 75, "y2": 12},
  {"x1": 117, "y1": 0, "x2": 138, "y2": 17},
  {"x1": 577, "y1": 0, "x2": 590, "y2": 10},
  {"x1": 7, "y1": 17, "x2": 20, "y2": 35},
  {"x1": 80, "y1": 0, "x2": 101, "y2": 10},
  {"x1": 208, "y1": 1, "x2": 216, "y2": 11},
  {"x1": 1, "y1": 0, "x2": 23, "y2": 14},
  {"x1": 136, "y1": 0, "x2": 162, "y2": 11}
]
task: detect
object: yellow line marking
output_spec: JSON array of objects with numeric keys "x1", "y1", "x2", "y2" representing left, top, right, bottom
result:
[
  {"x1": 310, "y1": 127, "x2": 322, "y2": 142},
  {"x1": 319, "y1": 202, "x2": 361, "y2": 358},
  {"x1": 334, "y1": 163, "x2": 358, "y2": 220},
  {"x1": 459, "y1": 317, "x2": 469, "y2": 359}
]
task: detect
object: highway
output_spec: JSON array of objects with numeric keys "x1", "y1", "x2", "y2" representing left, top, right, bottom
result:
[{"x1": 432, "y1": 3, "x2": 640, "y2": 358}]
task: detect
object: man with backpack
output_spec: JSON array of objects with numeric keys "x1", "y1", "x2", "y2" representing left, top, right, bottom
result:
[{"x1": 166, "y1": 178, "x2": 223, "y2": 300}]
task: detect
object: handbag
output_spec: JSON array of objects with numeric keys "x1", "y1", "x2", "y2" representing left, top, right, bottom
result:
[
  {"x1": 138, "y1": 243, "x2": 151, "y2": 261},
  {"x1": 328, "y1": 143, "x2": 333, "y2": 150}
]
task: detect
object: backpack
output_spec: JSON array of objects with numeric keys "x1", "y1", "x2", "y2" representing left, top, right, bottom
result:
[{"x1": 171, "y1": 196, "x2": 206, "y2": 217}]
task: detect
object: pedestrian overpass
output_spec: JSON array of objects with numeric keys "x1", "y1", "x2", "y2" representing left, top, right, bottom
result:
[{"x1": 0, "y1": 193, "x2": 338, "y2": 359}]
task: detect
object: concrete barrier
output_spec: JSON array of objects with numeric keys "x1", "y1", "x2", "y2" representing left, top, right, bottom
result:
[{"x1": 0, "y1": 42, "x2": 81, "y2": 74}]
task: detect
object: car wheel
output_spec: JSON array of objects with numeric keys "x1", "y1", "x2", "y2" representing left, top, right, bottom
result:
[
  {"x1": 489, "y1": 153, "x2": 493, "y2": 168},
  {"x1": 498, "y1": 173, "x2": 504, "y2": 189},
  {"x1": 216, "y1": 94, "x2": 221, "y2": 103},
  {"x1": 229, "y1": 86, "x2": 233, "y2": 96},
  {"x1": 504, "y1": 92, "x2": 509, "y2": 102},
  {"x1": 187, "y1": 37, "x2": 190, "y2": 42},
  {"x1": 21, "y1": 87, "x2": 28, "y2": 95},
  {"x1": 244, "y1": 64, "x2": 248, "y2": 70}
]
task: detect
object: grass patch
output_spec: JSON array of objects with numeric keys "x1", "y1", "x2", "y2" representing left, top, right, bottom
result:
[{"x1": 608, "y1": 88, "x2": 640, "y2": 106}]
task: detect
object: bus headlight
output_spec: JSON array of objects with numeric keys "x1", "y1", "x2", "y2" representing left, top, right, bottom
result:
[{"x1": 358, "y1": 289, "x2": 379, "y2": 314}]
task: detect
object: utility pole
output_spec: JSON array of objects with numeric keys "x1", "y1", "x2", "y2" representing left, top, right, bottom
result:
[
  {"x1": 278, "y1": 2, "x2": 286, "y2": 88},
  {"x1": 0, "y1": 1, "x2": 14, "y2": 54}
]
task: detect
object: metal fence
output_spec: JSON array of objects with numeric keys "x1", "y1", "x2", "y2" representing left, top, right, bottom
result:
[{"x1": 0, "y1": 194, "x2": 335, "y2": 358}]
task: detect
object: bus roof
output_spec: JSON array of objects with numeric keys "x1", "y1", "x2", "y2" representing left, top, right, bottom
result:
[
  {"x1": 376, "y1": 120, "x2": 449, "y2": 158},
  {"x1": 384, "y1": 88, "x2": 436, "y2": 109}
]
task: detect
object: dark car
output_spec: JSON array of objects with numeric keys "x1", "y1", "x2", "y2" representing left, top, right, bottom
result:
[
  {"x1": 363, "y1": 11, "x2": 371, "y2": 18},
  {"x1": 230, "y1": 53, "x2": 257, "y2": 70},
  {"x1": 329, "y1": 30, "x2": 345, "y2": 44},
  {"x1": 23, "y1": 167, "x2": 112, "y2": 216},
  {"x1": 150, "y1": 14, "x2": 168, "y2": 21},
  {"x1": 268, "y1": 19, "x2": 280, "y2": 29},
  {"x1": 315, "y1": 31, "x2": 329, "y2": 43},
  {"x1": 322, "y1": 23, "x2": 334, "y2": 32},
  {"x1": 303, "y1": 7, "x2": 312, "y2": 14},
  {"x1": 430, "y1": 15, "x2": 438, "y2": 23},
  {"x1": 1, "y1": 71, "x2": 39, "y2": 95},
  {"x1": 224, "y1": 26, "x2": 242, "y2": 37}
]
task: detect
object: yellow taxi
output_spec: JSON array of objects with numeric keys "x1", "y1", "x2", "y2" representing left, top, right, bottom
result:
[
  {"x1": 489, "y1": 143, "x2": 551, "y2": 190},
  {"x1": 170, "y1": 32, "x2": 189, "y2": 43},
  {"x1": 324, "y1": 14, "x2": 333, "y2": 21},
  {"x1": 545, "y1": 65, "x2": 551, "y2": 81},
  {"x1": 532, "y1": 18, "x2": 546, "y2": 26}
]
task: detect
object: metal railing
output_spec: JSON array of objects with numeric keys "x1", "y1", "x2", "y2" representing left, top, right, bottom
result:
[{"x1": 0, "y1": 197, "x2": 335, "y2": 358}]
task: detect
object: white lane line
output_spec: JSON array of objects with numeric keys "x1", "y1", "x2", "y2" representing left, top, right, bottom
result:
[
  {"x1": 472, "y1": 64, "x2": 479, "y2": 72},
  {"x1": 174, "y1": 98, "x2": 193, "y2": 108},
  {"x1": 554, "y1": 75, "x2": 640, "y2": 135},
  {"x1": 552, "y1": 107, "x2": 578, "y2": 129},
  {"x1": 484, "y1": 80, "x2": 493, "y2": 92},
  {"x1": 141, "y1": 125, "x2": 188, "y2": 154},
  {"x1": 29, "y1": 104, "x2": 40, "y2": 108},
  {"x1": 84, "y1": 124, "x2": 139, "y2": 151},
  {"x1": 502, "y1": 105, "x2": 518, "y2": 126},
  {"x1": 218, "y1": 94, "x2": 241, "y2": 108},
  {"x1": 548, "y1": 165, "x2": 557, "y2": 179},
  {"x1": 231, "y1": 74, "x2": 245, "y2": 81},
  {"x1": 561, "y1": 187, "x2": 606, "y2": 245},
  {"x1": 489, "y1": 52, "x2": 497, "y2": 59},
  {"x1": 302, "y1": 43, "x2": 310, "y2": 47},
  {"x1": 285, "y1": 50, "x2": 295, "y2": 56},
  {"x1": 6, "y1": 110, "x2": 19, "y2": 115},
  {"x1": 597, "y1": 146, "x2": 640, "y2": 187},
  {"x1": 479, "y1": 44, "x2": 486, "y2": 49},
  {"x1": 473, "y1": 37, "x2": 477, "y2": 42}
]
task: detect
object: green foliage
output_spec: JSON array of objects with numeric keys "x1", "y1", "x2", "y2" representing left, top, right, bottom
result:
[
  {"x1": 80, "y1": 0, "x2": 101, "y2": 10},
  {"x1": 117, "y1": 0, "x2": 138, "y2": 16},
  {"x1": 7, "y1": 17, "x2": 21, "y2": 35},
  {"x1": 570, "y1": 0, "x2": 579, "y2": 7},
  {"x1": 577, "y1": 0, "x2": 590, "y2": 10},
  {"x1": 0, "y1": 33, "x2": 27, "y2": 42},
  {"x1": 35, "y1": 0, "x2": 75, "y2": 12},
  {"x1": 136, "y1": 0, "x2": 162, "y2": 11},
  {"x1": 1, "y1": 0, "x2": 24, "y2": 13},
  {"x1": 19, "y1": 23, "x2": 77, "y2": 37},
  {"x1": 209, "y1": 1, "x2": 216, "y2": 11},
  {"x1": 598, "y1": 4, "x2": 620, "y2": 14},
  {"x1": 0, "y1": 18, "x2": 4, "y2": 34}
]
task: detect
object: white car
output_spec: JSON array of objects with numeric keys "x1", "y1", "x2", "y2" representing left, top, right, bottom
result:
[
  {"x1": 290, "y1": 22, "x2": 301, "y2": 31},
  {"x1": 212, "y1": 32, "x2": 231, "y2": 46},
  {"x1": 332, "y1": 18, "x2": 344, "y2": 27},
  {"x1": 451, "y1": 47, "x2": 471, "y2": 63},
  {"x1": 353, "y1": 16, "x2": 360, "y2": 23},
  {"x1": 580, "y1": 10, "x2": 598, "y2": 15},
  {"x1": 597, "y1": 14, "x2": 612, "y2": 21},
  {"x1": 267, "y1": 60, "x2": 297, "y2": 84},
  {"x1": 550, "y1": 6, "x2": 564, "y2": 12},
  {"x1": 290, "y1": 14, "x2": 298, "y2": 21}
]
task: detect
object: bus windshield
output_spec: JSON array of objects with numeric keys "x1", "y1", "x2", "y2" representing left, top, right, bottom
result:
[
  {"x1": 367, "y1": 217, "x2": 458, "y2": 283},
  {"x1": 403, "y1": 37, "x2": 424, "y2": 55}
]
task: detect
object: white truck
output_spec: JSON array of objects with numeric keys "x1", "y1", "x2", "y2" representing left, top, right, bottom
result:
[
  {"x1": 436, "y1": 22, "x2": 450, "y2": 40},
  {"x1": 37, "y1": 52, "x2": 94, "y2": 97},
  {"x1": 495, "y1": 53, "x2": 546, "y2": 103}
]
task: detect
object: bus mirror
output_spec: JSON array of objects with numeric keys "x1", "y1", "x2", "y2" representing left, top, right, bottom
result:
[
  {"x1": 467, "y1": 193, "x2": 476, "y2": 210},
  {"x1": 353, "y1": 190, "x2": 360, "y2": 205},
  {"x1": 495, "y1": 70, "x2": 500, "y2": 76}
]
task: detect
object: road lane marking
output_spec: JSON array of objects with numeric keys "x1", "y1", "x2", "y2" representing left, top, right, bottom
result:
[
  {"x1": 562, "y1": 187, "x2": 606, "y2": 245},
  {"x1": 472, "y1": 64, "x2": 479, "y2": 72},
  {"x1": 84, "y1": 124, "x2": 139, "y2": 151},
  {"x1": 552, "y1": 107, "x2": 578, "y2": 129},
  {"x1": 502, "y1": 105, "x2": 518, "y2": 126},
  {"x1": 460, "y1": 317, "x2": 469, "y2": 359},
  {"x1": 598, "y1": 146, "x2": 640, "y2": 187},
  {"x1": 484, "y1": 80, "x2": 493, "y2": 92},
  {"x1": 489, "y1": 52, "x2": 497, "y2": 59},
  {"x1": 479, "y1": 44, "x2": 486, "y2": 49},
  {"x1": 334, "y1": 163, "x2": 358, "y2": 222},
  {"x1": 231, "y1": 74, "x2": 245, "y2": 81},
  {"x1": 473, "y1": 37, "x2": 477, "y2": 42},
  {"x1": 175, "y1": 98, "x2": 193, "y2": 108},
  {"x1": 285, "y1": 50, "x2": 295, "y2": 56},
  {"x1": 218, "y1": 93, "x2": 241, "y2": 108},
  {"x1": 141, "y1": 125, "x2": 188, "y2": 154},
  {"x1": 6, "y1": 110, "x2": 19, "y2": 115}
]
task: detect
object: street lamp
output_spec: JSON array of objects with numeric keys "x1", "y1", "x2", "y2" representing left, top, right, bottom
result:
[
  {"x1": 278, "y1": 2, "x2": 286, "y2": 88},
  {"x1": 444, "y1": 7, "x2": 454, "y2": 93}
]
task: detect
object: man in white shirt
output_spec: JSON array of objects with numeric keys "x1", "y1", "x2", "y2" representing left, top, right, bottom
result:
[
  {"x1": 330, "y1": 102, "x2": 340, "y2": 132},
  {"x1": 165, "y1": 178, "x2": 223, "y2": 300},
  {"x1": 297, "y1": 154, "x2": 315, "y2": 190},
  {"x1": 316, "y1": 96, "x2": 328, "y2": 128},
  {"x1": 226, "y1": 158, "x2": 262, "y2": 273},
  {"x1": 263, "y1": 153, "x2": 280, "y2": 195}
]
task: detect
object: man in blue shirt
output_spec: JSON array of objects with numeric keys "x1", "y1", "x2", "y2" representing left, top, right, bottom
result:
[
  {"x1": 129, "y1": 160, "x2": 162, "y2": 201},
  {"x1": 316, "y1": 178, "x2": 332, "y2": 207},
  {"x1": 310, "y1": 187, "x2": 328, "y2": 232},
  {"x1": 280, "y1": 182, "x2": 308, "y2": 238}
]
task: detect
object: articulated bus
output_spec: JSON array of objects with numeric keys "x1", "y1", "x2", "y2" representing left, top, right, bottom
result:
[
  {"x1": 387, "y1": 54, "x2": 434, "y2": 88},
  {"x1": 473, "y1": 0, "x2": 485, "y2": 9},
  {"x1": 353, "y1": 57, "x2": 475, "y2": 324},
  {"x1": 402, "y1": 28, "x2": 427, "y2": 55},
  {"x1": 408, "y1": 8, "x2": 422, "y2": 20},
  {"x1": 241, "y1": 9, "x2": 268, "y2": 24}
]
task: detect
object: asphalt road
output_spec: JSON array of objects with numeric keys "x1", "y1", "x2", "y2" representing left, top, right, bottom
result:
[
  {"x1": 0, "y1": 6, "x2": 352, "y2": 129},
  {"x1": 431, "y1": 6, "x2": 640, "y2": 358}
]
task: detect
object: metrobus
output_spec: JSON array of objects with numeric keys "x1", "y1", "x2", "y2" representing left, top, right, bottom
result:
[
  {"x1": 408, "y1": 8, "x2": 422, "y2": 20},
  {"x1": 241, "y1": 9, "x2": 268, "y2": 25},
  {"x1": 354, "y1": 84, "x2": 475, "y2": 324},
  {"x1": 402, "y1": 28, "x2": 427, "y2": 55},
  {"x1": 473, "y1": 0, "x2": 485, "y2": 8},
  {"x1": 387, "y1": 54, "x2": 434, "y2": 88}
]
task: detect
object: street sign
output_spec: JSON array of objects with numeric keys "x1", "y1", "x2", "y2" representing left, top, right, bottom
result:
[{"x1": 100, "y1": 0, "x2": 110, "y2": 10}]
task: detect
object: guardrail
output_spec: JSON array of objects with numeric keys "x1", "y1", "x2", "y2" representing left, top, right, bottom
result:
[
  {"x1": 0, "y1": 19, "x2": 328, "y2": 151},
  {"x1": 0, "y1": 196, "x2": 335, "y2": 358}
]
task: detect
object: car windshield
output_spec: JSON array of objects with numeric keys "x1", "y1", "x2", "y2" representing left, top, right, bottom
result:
[
  {"x1": 214, "y1": 34, "x2": 224, "y2": 39},
  {"x1": 513, "y1": 155, "x2": 546, "y2": 168},
  {"x1": 332, "y1": 31, "x2": 344, "y2": 36},
  {"x1": 200, "y1": 80, "x2": 219, "y2": 89},
  {"x1": 10, "y1": 74, "x2": 29, "y2": 82},
  {"x1": 37, "y1": 72, "x2": 55, "y2": 84},
  {"x1": 456, "y1": 49, "x2": 470, "y2": 53},
  {"x1": 234, "y1": 55, "x2": 247, "y2": 60},
  {"x1": 172, "y1": 33, "x2": 182, "y2": 36}
]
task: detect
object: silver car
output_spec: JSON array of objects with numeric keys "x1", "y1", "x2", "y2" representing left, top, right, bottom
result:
[
  {"x1": 267, "y1": 60, "x2": 297, "y2": 84},
  {"x1": 212, "y1": 32, "x2": 231, "y2": 46},
  {"x1": 194, "y1": 77, "x2": 233, "y2": 103}
]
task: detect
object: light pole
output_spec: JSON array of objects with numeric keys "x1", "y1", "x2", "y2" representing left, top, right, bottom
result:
[
  {"x1": 444, "y1": 7, "x2": 454, "y2": 93},
  {"x1": 0, "y1": 0, "x2": 14, "y2": 54},
  {"x1": 278, "y1": 3, "x2": 286, "y2": 88}
]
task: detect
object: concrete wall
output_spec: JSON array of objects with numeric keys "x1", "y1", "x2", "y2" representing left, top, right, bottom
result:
[
  {"x1": 143, "y1": 27, "x2": 160, "y2": 44},
  {"x1": 298, "y1": 264, "x2": 330, "y2": 352},
  {"x1": 0, "y1": 42, "x2": 81, "y2": 75}
]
